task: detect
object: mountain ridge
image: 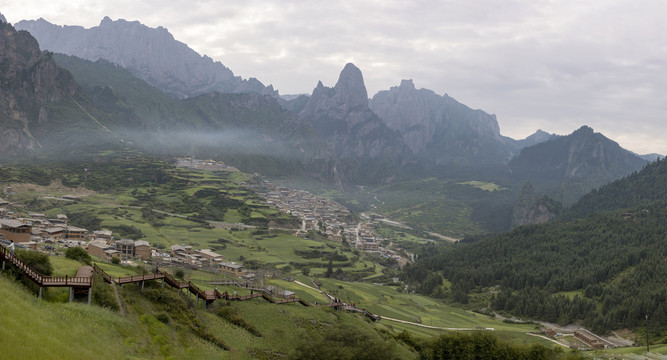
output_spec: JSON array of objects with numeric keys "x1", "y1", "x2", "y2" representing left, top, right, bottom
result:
[
  {"x1": 299, "y1": 63, "x2": 412, "y2": 184},
  {"x1": 509, "y1": 125, "x2": 648, "y2": 205},
  {"x1": 15, "y1": 17, "x2": 277, "y2": 99}
]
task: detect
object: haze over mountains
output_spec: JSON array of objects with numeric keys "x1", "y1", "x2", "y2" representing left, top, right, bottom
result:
[{"x1": 1, "y1": 14, "x2": 657, "y2": 230}]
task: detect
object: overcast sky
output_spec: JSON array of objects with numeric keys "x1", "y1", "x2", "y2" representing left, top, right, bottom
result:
[{"x1": 3, "y1": 1, "x2": 666, "y2": 154}]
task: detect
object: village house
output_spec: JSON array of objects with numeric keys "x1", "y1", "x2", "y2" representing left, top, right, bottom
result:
[
  {"x1": 87, "y1": 239, "x2": 120, "y2": 260},
  {"x1": 49, "y1": 214, "x2": 68, "y2": 226},
  {"x1": 194, "y1": 248, "x2": 224, "y2": 264},
  {"x1": 66, "y1": 226, "x2": 88, "y2": 240},
  {"x1": 574, "y1": 330, "x2": 608, "y2": 349},
  {"x1": 115, "y1": 239, "x2": 135, "y2": 257},
  {"x1": 93, "y1": 229, "x2": 113, "y2": 241},
  {"x1": 42, "y1": 226, "x2": 67, "y2": 241},
  {"x1": 219, "y1": 261, "x2": 245, "y2": 276},
  {"x1": 170, "y1": 244, "x2": 192, "y2": 257},
  {"x1": 0, "y1": 219, "x2": 32, "y2": 243},
  {"x1": 134, "y1": 240, "x2": 151, "y2": 259}
]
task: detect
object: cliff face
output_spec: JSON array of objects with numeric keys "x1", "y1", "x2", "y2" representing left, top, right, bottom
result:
[
  {"x1": 369, "y1": 79, "x2": 518, "y2": 166},
  {"x1": 0, "y1": 21, "x2": 80, "y2": 154},
  {"x1": 15, "y1": 17, "x2": 277, "y2": 99},
  {"x1": 299, "y1": 63, "x2": 411, "y2": 183},
  {"x1": 511, "y1": 182, "x2": 559, "y2": 228}
]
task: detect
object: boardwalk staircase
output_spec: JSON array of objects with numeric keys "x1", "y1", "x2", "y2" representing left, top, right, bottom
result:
[
  {"x1": 1, "y1": 245, "x2": 94, "y2": 303},
  {"x1": 3, "y1": 245, "x2": 382, "y2": 320}
]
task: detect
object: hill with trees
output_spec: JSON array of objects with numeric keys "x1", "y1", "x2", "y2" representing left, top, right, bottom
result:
[{"x1": 403, "y1": 158, "x2": 667, "y2": 337}]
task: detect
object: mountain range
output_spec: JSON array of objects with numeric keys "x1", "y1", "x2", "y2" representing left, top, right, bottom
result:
[
  {"x1": 0, "y1": 15, "x2": 656, "y2": 231},
  {"x1": 15, "y1": 17, "x2": 278, "y2": 99}
]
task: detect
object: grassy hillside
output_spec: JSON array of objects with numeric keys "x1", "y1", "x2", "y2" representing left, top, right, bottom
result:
[
  {"x1": 0, "y1": 275, "x2": 136, "y2": 360},
  {"x1": 368, "y1": 177, "x2": 518, "y2": 235}
]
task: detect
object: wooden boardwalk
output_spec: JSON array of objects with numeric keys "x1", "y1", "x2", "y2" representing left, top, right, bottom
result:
[
  {"x1": 1, "y1": 245, "x2": 93, "y2": 288},
  {"x1": 2, "y1": 245, "x2": 381, "y2": 320}
]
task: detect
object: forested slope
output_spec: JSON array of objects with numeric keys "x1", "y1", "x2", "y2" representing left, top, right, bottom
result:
[
  {"x1": 404, "y1": 158, "x2": 667, "y2": 334},
  {"x1": 562, "y1": 157, "x2": 666, "y2": 220}
]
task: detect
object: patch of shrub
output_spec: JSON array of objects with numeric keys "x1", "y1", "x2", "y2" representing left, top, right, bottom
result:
[
  {"x1": 65, "y1": 246, "x2": 92, "y2": 265},
  {"x1": 16, "y1": 249, "x2": 53, "y2": 276},
  {"x1": 143, "y1": 290, "x2": 229, "y2": 350},
  {"x1": 92, "y1": 273, "x2": 119, "y2": 310},
  {"x1": 215, "y1": 305, "x2": 261, "y2": 337}
]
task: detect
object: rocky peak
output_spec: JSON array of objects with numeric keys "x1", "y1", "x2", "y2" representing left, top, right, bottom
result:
[
  {"x1": 516, "y1": 129, "x2": 556, "y2": 149},
  {"x1": 333, "y1": 63, "x2": 368, "y2": 110},
  {"x1": 299, "y1": 64, "x2": 411, "y2": 183},
  {"x1": 0, "y1": 13, "x2": 6, "y2": 23},
  {"x1": 15, "y1": 17, "x2": 277, "y2": 99},
  {"x1": 399, "y1": 79, "x2": 415, "y2": 91},
  {"x1": 369, "y1": 79, "x2": 516, "y2": 165}
]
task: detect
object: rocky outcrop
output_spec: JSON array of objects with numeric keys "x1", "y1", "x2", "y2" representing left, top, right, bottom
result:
[
  {"x1": 15, "y1": 17, "x2": 277, "y2": 99},
  {"x1": 299, "y1": 63, "x2": 411, "y2": 183},
  {"x1": 511, "y1": 182, "x2": 559, "y2": 228},
  {"x1": 509, "y1": 126, "x2": 648, "y2": 205},
  {"x1": 0, "y1": 21, "x2": 80, "y2": 154},
  {"x1": 369, "y1": 79, "x2": 518, "y2": 166},
  {"x1": 515, "y1": 129, "x2": 556, "y2": 149}
]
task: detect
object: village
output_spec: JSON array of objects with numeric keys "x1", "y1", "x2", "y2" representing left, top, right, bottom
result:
[
  {"x1": 0, "y1": 195, "x2": 247, "y2": 279},
  {"x1": 175, "y1": 158, "x2": 407, "y2": 263},
  {"x1": 246, "y1": 178, "x2": 408, "y2": 265},
  {"x1": 0, "y1": 157, "x2": 408, "y2": 288}
]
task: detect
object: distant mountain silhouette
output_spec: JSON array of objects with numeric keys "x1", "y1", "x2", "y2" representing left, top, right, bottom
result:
[
  {"x1": 509, "y1": 126, "x2": 647, "y2": 205},
  {"x1": 15, "y1": 17, "x2": 277, "y2": 99}
]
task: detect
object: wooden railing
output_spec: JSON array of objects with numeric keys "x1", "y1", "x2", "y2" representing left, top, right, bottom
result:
[
  {"x1": 2, "y1": 247, "x2": 380, "y2": 320},
  {"x1": 92, "y1": 264, "x2": 113, "y2": 283},
  {"x1": 116, "y1": 273, "x2": 165, "y2": 284},
  {"x1": 1, "y1": 246, "x2": 92, "y2": 287}
]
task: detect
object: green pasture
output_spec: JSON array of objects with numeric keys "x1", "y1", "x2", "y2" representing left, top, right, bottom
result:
[
  {"x1": 590, "y1": 343, "x2": 667, "y2": 358},
  {"x1": 458, "y1": 181, "x2": 505, "y2": 192},
  {"x1": 312, "y1": 278, "x2": 543, "y2": 336}
]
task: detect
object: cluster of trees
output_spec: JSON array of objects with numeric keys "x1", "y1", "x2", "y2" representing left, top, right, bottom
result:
[
  {"x1": 563, "y1": 157, "x2": 667, "y2": 220},
  {"x1": 292, "y1": 326, "x2": 576, "y2": 360},
  {"x1": 406, "y1": 203, "x2": 667, "y2": 332}
]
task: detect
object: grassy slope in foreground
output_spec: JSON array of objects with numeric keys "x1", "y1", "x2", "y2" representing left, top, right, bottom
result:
[{"x1": 0, "y1": 275, "x2": 133, "y2": 360}]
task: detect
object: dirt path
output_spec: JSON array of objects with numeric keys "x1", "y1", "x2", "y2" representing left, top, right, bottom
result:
[
  {"x1": 525, "y1": 332, "x2": 570, "y2": 348},
  {"x1": 426, "y1": 231, "x2": 460, "y2": 243},
  {"x1": 111, "y1": 282, "x2": 126, "y2": 316},
  {"x1": 380, "y1": 315, "x2": 478, "y2": 331}
]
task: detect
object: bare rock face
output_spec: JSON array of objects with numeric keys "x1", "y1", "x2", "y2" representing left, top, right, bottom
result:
[
  {"x1": 0, "y1": 21, "x2": 80, "y2": 154},
  {"x1": 15, "y1": 17, "x2": 277, "y2": 99},
  {"x1": 511, "y1": 182, "x2": 559, "y2": 228},
  {"x1": 370, "y1": 79, "x2": 518, "y2": 166},
  {"x1": 299, "y1": 63, "x2": 411, "y2": 183}
]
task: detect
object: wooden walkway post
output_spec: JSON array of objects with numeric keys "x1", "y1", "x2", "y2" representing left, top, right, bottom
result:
[
  {"x1": 88, "y1": 287, "x2": 92, "y2": 305},
  {"x1": 38, "y1": 287, "x2": 42, "y2": 299},
  {"x1": 69, "y1": 288, "x2": 73, "y2": 303}
]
